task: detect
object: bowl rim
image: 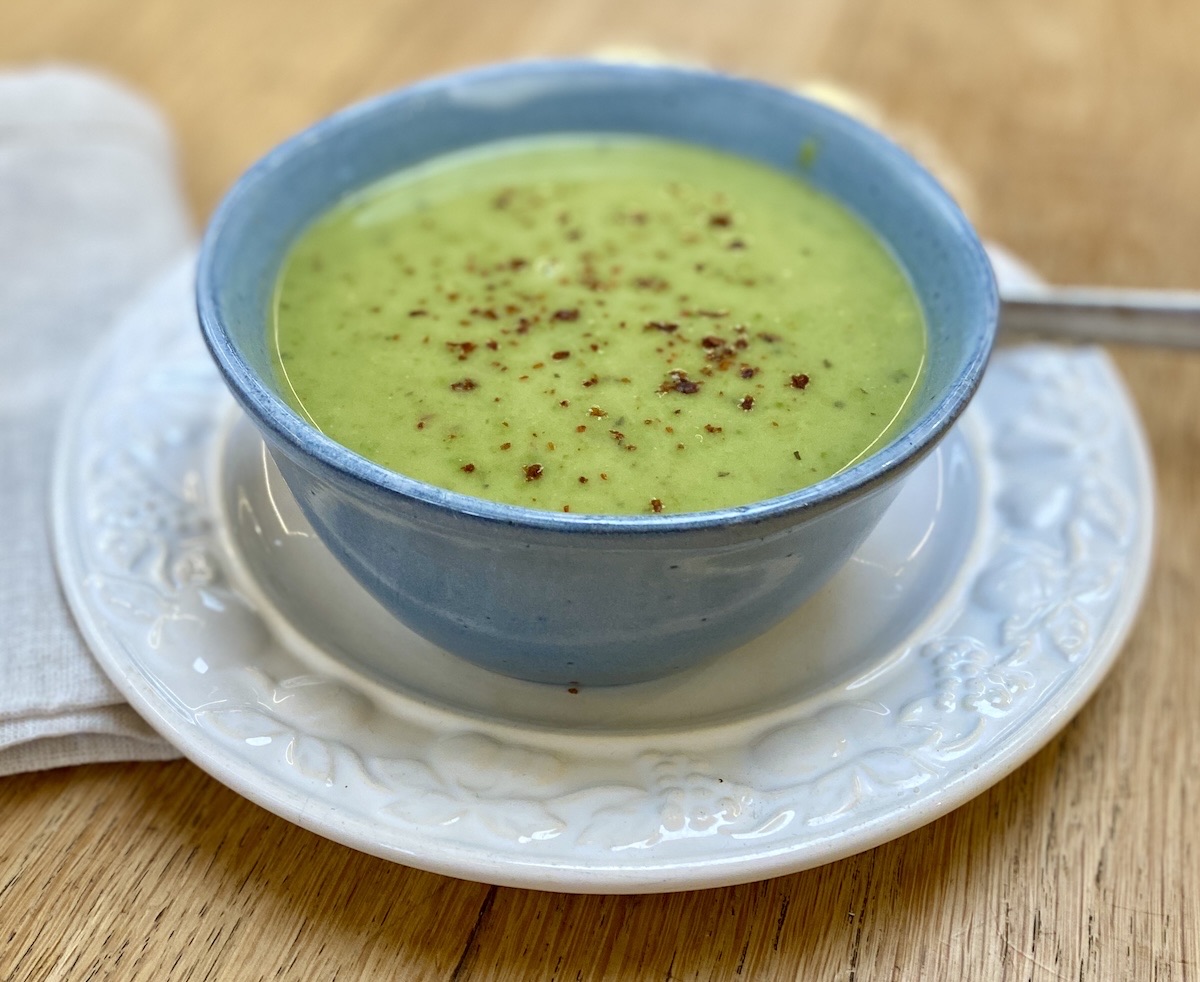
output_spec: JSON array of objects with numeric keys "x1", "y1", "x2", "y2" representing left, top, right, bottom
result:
[{"x1": 196, "y1": 57, "x2": 998, "y2": 535}]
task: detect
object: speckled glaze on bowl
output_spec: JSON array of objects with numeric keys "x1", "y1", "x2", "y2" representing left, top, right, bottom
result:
[{"x1": 196, "y1": 59, "x2": 997, "y2": 686}]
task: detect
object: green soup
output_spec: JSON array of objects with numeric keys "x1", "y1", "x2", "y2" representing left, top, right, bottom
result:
[{"x1": 271, "y1": 136, "x2": 926, "y2": 514}]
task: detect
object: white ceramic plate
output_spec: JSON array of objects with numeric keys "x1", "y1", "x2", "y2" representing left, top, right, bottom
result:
[{"x1": 53, "y1": 257, "x2": 1153, "y2": 893}]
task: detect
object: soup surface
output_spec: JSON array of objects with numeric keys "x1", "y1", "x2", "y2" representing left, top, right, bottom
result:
[{"x1": 272, "y1": 135, "x2": 926, "y2": 514}]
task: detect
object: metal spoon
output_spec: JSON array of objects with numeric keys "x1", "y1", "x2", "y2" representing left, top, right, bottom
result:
[{"x1": 999, "y1": 287, "x2": 1200, "y2": 348}]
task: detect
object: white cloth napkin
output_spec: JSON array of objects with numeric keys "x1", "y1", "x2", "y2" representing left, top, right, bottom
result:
[{"x1": 0, "y1": 67, "x2": 191, "y2": 774}]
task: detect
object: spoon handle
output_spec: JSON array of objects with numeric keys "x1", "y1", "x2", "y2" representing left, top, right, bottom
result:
[{"x1": 999, "y1": 288, "x2": 1200, "y2": 349}]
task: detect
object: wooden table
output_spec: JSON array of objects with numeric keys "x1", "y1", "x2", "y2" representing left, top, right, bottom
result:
[{"x1": 3, "y1": 1, "x2": 1197, "y2": 977}]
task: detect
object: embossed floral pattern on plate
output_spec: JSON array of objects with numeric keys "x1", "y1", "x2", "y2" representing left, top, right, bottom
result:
[{"x1": 52, "y1": 258, "x2": 1154, "y2": 892}]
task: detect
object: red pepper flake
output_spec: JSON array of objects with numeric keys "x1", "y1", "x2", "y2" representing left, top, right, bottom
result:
[
  {"x1": 650, "y1": 498, "x2": 664, "y2": 513},
  {"x1": 500, "y1": 442, "x2": 512, "y2": 450},
  {"x1": 523, "y1": 463, "x2": 544, "y2": 481},
  {"x1": 634, "y1": 276, "x2": 669, "y2": 292},
  {"x1": 582, "y1": 374, "x2": 599, "y2": 388},
  {"x1": 660, "y1": 370, "x2": 702, "y2": 395},
  {"x1": 552, "y1": 308, "x2": 580, "y2": 322},
  {"x1": 609, "y1": 429, "x2": 625, "y2": 443},
  {"x1": 447, "y1": 340, "x2": 477, "y2": 360},
  {"x1": 516, "y1": 318, "x2": 532, "y2": 334},
  {"x1": 409, "y1": 309, "x2": 428, "y2": 317},
  {"x1": 740, "y1": 365, "x2": 758, "y2": 379},
  {"x1": 552, "y1": 350, "x2": 571, "y2": 360},
  {"x1": 578, "y1": 475, "x2": 589, "y2": 483},
  {"x1": 589, "y1": 405, "x2": 608, "y2": 418},
  {"x1": 562, "y1": 505, "x2": 570, "y2": 512},
  {"x1": 790, "y1": 373, "x2": 811, "y2": 389},
  {"x1": 576, "y1": 424, "x2": 587, "y2": 433},
  {"x1": 559, "y1": 400, "x2": 570, "y2": 408},
  {"x1": 546, "y1": 441, "x2": 556, "y2": 451},
  {"x1": 709, "y1": 213, "x2": 732, "y2": 228},
  {"x1": 470, "y1": 307, "x2": 498, "y2": 320},
  {"x1": 567, "y1": 686, "x2": 580, "y2": 694},
  {"x1": 485, "y1": 339, "x2": 499, "y2": 351},
  {"x1": 739, "y1": 395, "x2": 755, "y2": 411},
  {"x1": 509, "y1": 258, "x2": 528, "y2": 270},
  {"x1": 532, "y1": 362, "x2": 545, "y2": 370},
  {"x1": 600, "y1": 472, "x2": 608, "y2": 480},
  {"x1": 645, "y1": 321, "x2": 678, "y2": 333},
  {"x1": 461, "y1": 463, "x2": 476, "y2": 473},
  {"x1": 701, "y1": 335, "x2": 725, "y2": 349},
  {"x1": 704, "y1": 423, "x2": 723, "y2": 433},
  {"x1": 450, "y1": 378, "x2": 477, "y2": 392}
]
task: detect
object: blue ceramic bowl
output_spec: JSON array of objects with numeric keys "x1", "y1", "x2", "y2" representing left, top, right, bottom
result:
[{"x1": 197, "y1": 60, "x2": 997, "y2": 686}]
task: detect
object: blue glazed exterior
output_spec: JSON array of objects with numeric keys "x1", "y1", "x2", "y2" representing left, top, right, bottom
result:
[{"x1": 197, "y1": 60, "x2": 997, "y2": 686}]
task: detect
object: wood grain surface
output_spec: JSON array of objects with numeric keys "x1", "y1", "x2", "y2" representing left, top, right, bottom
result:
[{"x1": 2, "y1": 0, "x2": 1197, "y2": 978}]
